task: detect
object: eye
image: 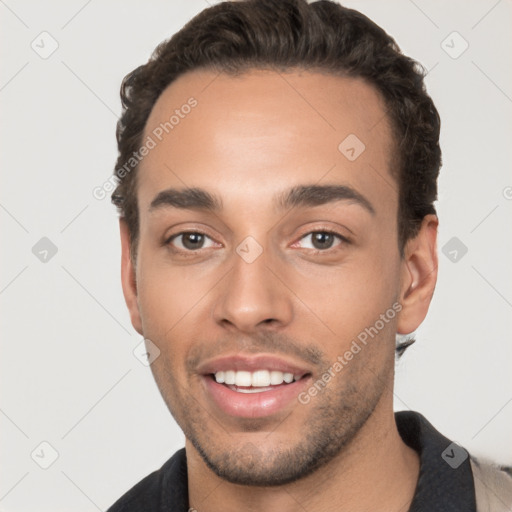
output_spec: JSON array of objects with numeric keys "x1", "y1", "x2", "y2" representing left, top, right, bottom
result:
[
  {"x1": 167, "y1": 232, "x2": 217, "y2": 251},
  {"x1": 296, "y1": 231, "x2": 346, "y2": 251}
]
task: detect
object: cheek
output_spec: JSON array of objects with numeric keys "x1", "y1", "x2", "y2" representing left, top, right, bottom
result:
[
  {"x1": 136, "y1": 262, "x2": 198, "y2": 393},
  {"x1": 289, "y1": 244, "x2": 401, "y2": 347},
  {"x1": 135, "y1": 245, "x2": 215, "y2": 337}
]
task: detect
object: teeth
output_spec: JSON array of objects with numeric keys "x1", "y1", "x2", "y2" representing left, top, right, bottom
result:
[
  {"x1": 283, "y1": 372, "x2": 294, "y2": 383},
  {"x1": 214, "y1": 370, "x2": 300, "y2": 387},
  {"x1": 252, "y1": 370, "x2": 271, "y2": 387},
  {"x1": 229, "y1": 385, "x2": 273, "y2": 394},
  {"x1": 235, "y1": 371, "x2": 252, "y2": 387},
  {"x1": 269, "y1": 370, "x2": 284, "y2": 385}
]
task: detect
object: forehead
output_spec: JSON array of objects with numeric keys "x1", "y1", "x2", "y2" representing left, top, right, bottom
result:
[{"x1": 137, "y1": 69, "x2": 396, "y2": 215}]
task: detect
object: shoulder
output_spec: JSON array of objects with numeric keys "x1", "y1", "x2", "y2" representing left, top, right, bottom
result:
[
  {"x1": 107, "y1": 448, "x2": 188, "y2": 512},
  {"x1": 470, "y1": 456, "x2": 512, "y2": 512}
]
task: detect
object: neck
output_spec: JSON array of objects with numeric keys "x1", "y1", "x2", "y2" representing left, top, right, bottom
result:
[{"x1": 186, "y1": 401, "x2": 420, "y2": 512}]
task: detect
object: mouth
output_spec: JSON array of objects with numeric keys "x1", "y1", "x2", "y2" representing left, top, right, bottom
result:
[
  {"x1": 210, "y1": 369, "x2": 304, "y2": 392},
  {"x1": 198, "y1": 356, "x2": 312, "y2": 418}
]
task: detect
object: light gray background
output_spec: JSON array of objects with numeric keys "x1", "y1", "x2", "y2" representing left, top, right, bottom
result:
[{"x1": 1, "y1": 0, "x2": 511, "y2": 510}]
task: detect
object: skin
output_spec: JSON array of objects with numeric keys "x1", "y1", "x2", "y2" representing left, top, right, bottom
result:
[{"x1": 120, "y1": 69, "x2": 438, "y2": 511}]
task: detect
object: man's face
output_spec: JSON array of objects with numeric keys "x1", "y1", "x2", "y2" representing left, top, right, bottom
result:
[{"x1": 126, "y1": 69, "x2": 407, "y2": 485}]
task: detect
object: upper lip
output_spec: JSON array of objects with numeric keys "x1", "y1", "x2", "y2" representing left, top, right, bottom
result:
[{"x1": 196, "y1": 354, "x2": 312, "y2": 379}]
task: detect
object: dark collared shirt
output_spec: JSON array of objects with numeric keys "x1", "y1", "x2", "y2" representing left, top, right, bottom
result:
[{"x1": 107, "y1": 410, "x2": 476, "y2": 511}]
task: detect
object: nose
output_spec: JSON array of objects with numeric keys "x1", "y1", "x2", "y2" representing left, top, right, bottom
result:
[{"x1": 212, "y1": 244, "x2": 294, "y2": 333}]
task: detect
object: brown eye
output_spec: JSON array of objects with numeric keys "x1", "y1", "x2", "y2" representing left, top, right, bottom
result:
[
  {"x1": 311, "y1": 232, "x2": 335, "y2": 250},
  {"x1": 182, "y1": 233, "x2": 205, "y2": 249},
  {"x1": 297, "y1": 231, "x2": 346, "y2": 251},
  {"x1": 169, "y1": 232, "x2": 215, "y2": 251}
]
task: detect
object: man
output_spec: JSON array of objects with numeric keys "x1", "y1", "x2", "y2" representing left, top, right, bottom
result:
[{"x1": 108, "y1": 0, "x2": 512, "y2": 510}]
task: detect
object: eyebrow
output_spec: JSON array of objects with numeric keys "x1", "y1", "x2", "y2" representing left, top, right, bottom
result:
[
  {"x1": 276, "y1": 184, "x2": 375, "y2": 215},
  {"x1": 148, "y1": 184, "x2": 375, "y2": 215},
  {"x1": 149, "y1": 187, "x2": 222, "y2": 212}
]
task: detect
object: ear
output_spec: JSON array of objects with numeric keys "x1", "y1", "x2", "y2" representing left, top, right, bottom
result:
[
  {"x1": 120, "y1": 219, "x2": 143, "y2": 335},
  {"x1": 397, "y1": 214, "x2": 438, "y2": 335}
]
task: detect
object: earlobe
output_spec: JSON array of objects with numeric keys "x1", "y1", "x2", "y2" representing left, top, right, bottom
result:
[
  {"x1": 119, "y1": 219, "x2": 143, "y2": 335},
  {"x1": 397, "y1": 215, "x2": 439, "y2": 335}
]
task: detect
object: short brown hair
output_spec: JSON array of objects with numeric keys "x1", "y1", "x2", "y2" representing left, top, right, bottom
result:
[{"x1": 112, "y1": 0, "x2": 441, "y2": 260}]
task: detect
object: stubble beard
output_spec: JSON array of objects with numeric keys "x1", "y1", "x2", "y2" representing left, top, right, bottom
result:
[{"x1": 175, "y1": 367, "x2": 389, "y2": 487}]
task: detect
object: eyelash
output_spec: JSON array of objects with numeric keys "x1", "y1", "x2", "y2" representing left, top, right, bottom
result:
[
  {"x1": 293, "y1": 229, "x2": 350, "y2": 252},
  {"x1": 165, "y1": 229, "x2": 350, "y2": 254},
  {"x1": 164, "y1": 230, "x2": 218, "y2": 253}
]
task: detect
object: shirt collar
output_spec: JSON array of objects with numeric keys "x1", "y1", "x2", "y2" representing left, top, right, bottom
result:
[
  {"x1": 396, "y1": 410, "x2": 476, "y2": 511},
  {"x1": 161, "y1": 411, "x2": 477, "y2": 511}
]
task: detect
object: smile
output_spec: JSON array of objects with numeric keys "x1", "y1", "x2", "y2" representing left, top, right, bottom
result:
[
  {"x1": 214, "y1": 369, "x2": 300, "y2": 389},
  {"x1": 197, "y1": 354, "x2": 312, "y2": 418}
]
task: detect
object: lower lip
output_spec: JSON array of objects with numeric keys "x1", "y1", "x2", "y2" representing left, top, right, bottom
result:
[{"x1": 202, "y1": 376, "x2": 309, "y2": 418}]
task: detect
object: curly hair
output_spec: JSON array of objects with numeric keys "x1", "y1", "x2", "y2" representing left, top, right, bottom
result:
[{"x1": 112, "y1": 0, "x2": 441, "y2": 263}]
